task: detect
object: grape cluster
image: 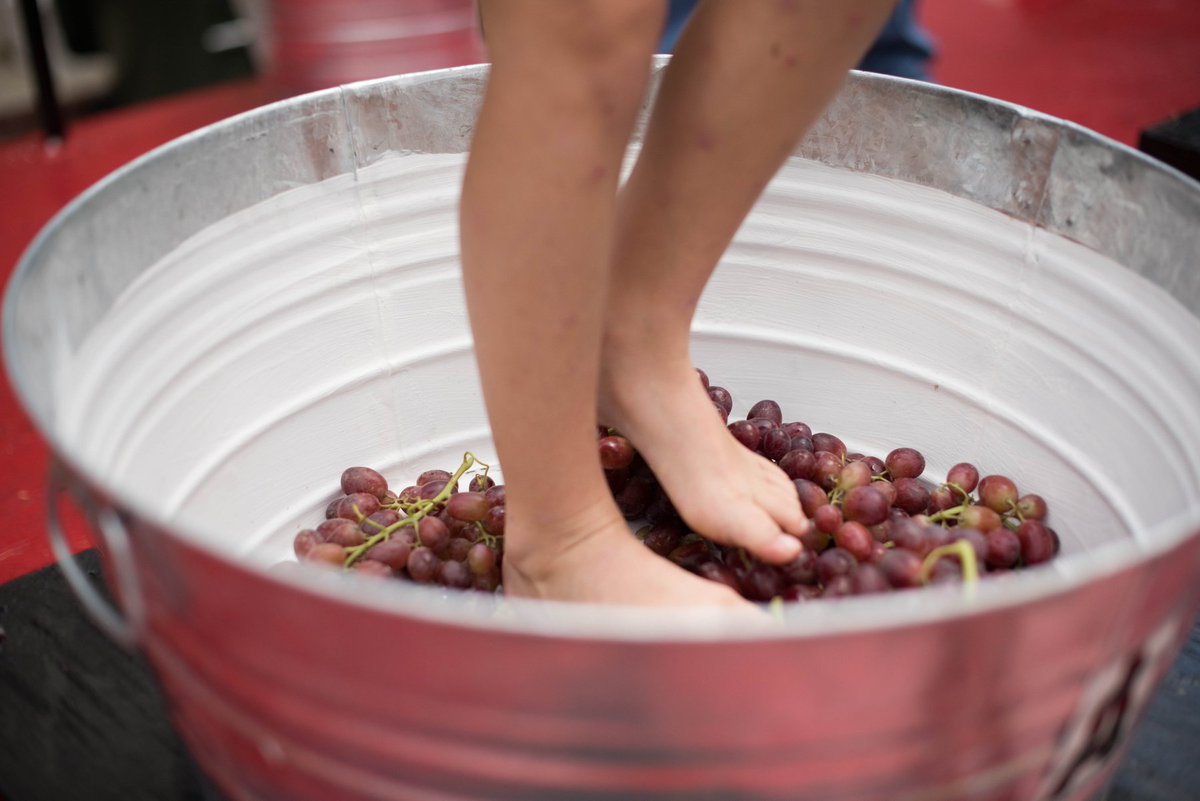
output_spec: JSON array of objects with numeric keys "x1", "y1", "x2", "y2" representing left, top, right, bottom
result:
[
  {"x1": 289, "y1": 369, "x2": 1060, "y2": 603},
  {"x1": 291, "y1": 454, "x2": 505, "y2": 592},
  {"x1": 603, "y1": 368, "x2": 1060, "y2": 602}
]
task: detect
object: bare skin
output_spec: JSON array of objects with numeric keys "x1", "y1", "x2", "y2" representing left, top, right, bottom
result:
[{"x1": 461, "y1": 0, "x2": 896, "y2": 606}]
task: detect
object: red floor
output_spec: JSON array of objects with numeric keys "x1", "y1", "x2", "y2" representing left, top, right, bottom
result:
[{"x1": 1, "y1": 0, "x2": 1199, "y2": 584}]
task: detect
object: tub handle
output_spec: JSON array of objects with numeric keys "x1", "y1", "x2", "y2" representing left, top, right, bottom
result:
[{"x1": 46, "y1": 461, "x2": 144, "y2": 649}]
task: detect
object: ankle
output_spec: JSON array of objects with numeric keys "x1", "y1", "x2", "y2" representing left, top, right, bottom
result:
[{"x1": 501, "y1": 493, "x2": 622, "y2": 584}]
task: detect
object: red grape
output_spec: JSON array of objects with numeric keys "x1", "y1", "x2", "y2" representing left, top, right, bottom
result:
[
  {"x1": 644, "y1": 491, "x2": 679, "y2": 525},
  {"x1": 953, "y1": 528, "x2": 989, "y2": 564},
  {"x1": 885, "y1": 447, "x2": 925, "y2": 479},
  {"x1": 978, "y1": 475, "x2": 1019, "y2": 514},
  {"x1": 335, "y1": 492, "x2": 381, "y2": 521},
  {"x1": 365, "y1": 539, "x2": 412, "y2": 571},
  {"x1": 697, "y1": 368, "x2": 710, "y2": 389},
  {"x1": 340, "y1": 466, "x2": 388, "y2": 499},
  {"x1": 814, "y1": 504, "x2": 843, "y2": 535},
  {"x1": 643, "y1": 522, "x2": 684, "y2": 557},
  {"x1": 926, "y1": 485, "x2": 958, "y2": 514},
  {"x1": 417, "y1": 469, "x2": 452, "y2": 487},
  {"x1": 1016, "y1": 494, "x2": 1048, "y2": 521},
  {"x1": 748, "y1": 400, "x2": 783, "y2": 425},
  {"x1": 482, "y1": 506, "x2": 506, "y2": 537},
  {"x1": 892, "y1": 477, "x2": 930, "y2": 515},
  {"x1": 415, "y1": 516, "x2": 450, "y2": 552},
  {"x1": 742, "y1": 565, "x2": 784, "y2": 601},
  {"x1": 946, "y1": 463, "x2": 980, "y2": 494},
  {"x1": 778, "y1": 449, "x2": 816, "y2": 480},
  {"x1": 824, "y1": 575, "x2": 854, "y2": 597},
  {"x1": 761, "y1": 428, "x2": 791, "y2": 461},
  {"x1": 984, "y1": 528, "x2": 1020, "y2": 570},
  {"x1": 813, "y1": 451, "x2": 843, "y2": 491},
  {"x1": 468, "y1": 474, "x2": 496, "y2": 493},
  {"x1": 835, "y1": 521, "x2": 874, "y2": 561},
  {"x1": 293, "y1": 530, "x2": 320, "y2": 559},
  {"x1": 750, "y1": 417, "x2": 779, "y2": 436},
  {"x1": 446, "y1": 491, "x2": 489, "y2": 522},
  {"x1": 960, "y1": 505, "x2": 1002, "y2": 532},
  {"x1": 616, "y1": 478, "x2": 656, "y2": 519},
  {"x1": 360, "y1": 509, "x2": 401, "y2": 535},
  {"x1": 472, "y1": 566, "x2": 502, "y2": 592},
  {"x1": 843, "y1": 486, "x2": 889, "y2": 526},
  {"x1": 317, "y1": 518, "x2": 365, "y2": 547},
  {"x1": 779, "y1": 549, "x2": 819, "y2": 585},
  {"x1": 305, "y1": 542, "x2": 346, "y2": 567},
  {"x1": 437, "y1": 560, "x2": 473, "y2": 589},
  {"x1": 483, "y1": 485, "x2": 506, "y2": 507},
  {"x1": 864, "y1": 456, "x2": 887, "y2": 477},
  {"x1": 1017, "y1": 520, "x2": 1056, "y2": 565},
  {"x1": 668, "y1": 541, "x2": 711, "y2": 571},
  {"x1": 811, "y1": 432, "x2": 846, "y2": 458},
  {"x1": 728, "y1": 420, "x2": 761, "y2": 451},
  {"x1": 816, "y1": 547, "x2": 857, "y2": 584},
  {"x1": 789, "y1": 435, "x2": 814, "y2": 453},
  {"x1": 793, "y1": 478, "x2": 829, "y2": 517},
  {"x1": 598, "y1": 435, "x2": 636, "y2": 470},
  {"x1": 871, "y1": 479, "x2": 897, "y2": 506},
  {"x1": 467, "y1": 543, "x2": 498, "y2": 575},
  {"x1": 879, "y1": 549, "x2": 923, "y2": 588},
  {"x1": 851, "y1": 564, "x2": 889, "y2": 595},
  {"x1": 483, "y1": 505, "x2": 506, "y2": 536},
  {"x1": 418, "y1": 479, "x2": 450, "y2": 501},
  {"x1": 406, "y1": 548, "x2": 440, "y2": 583},
  {"x1": 781, "y1": 421, "x2": 812, "y2": 440},
  {"x1": 708, "y1": 386, "x2": 733, "y2": 414},
  {"x1": 353, "y1": 560, "x2": 393, "y2": 578},
  {"x1": 445, "y1": 538, "x2": 473, "y2": 562},
  {"x1": 698, "y1": 562, "x2": 742, "y2": 592},
  {"x1": 837, "y1": 461, "x2": 872, "y2": 491}
]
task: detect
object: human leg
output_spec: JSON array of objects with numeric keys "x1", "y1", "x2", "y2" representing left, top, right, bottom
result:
[
  {"x1": 599, "y1": 0, "x2": 897, "y2": 558},
  {"x1": 460, "y1": 0, "x2": 744, "y2": 605}
]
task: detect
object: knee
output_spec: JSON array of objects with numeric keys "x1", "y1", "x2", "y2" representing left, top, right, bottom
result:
[{"x1": 551, "y1": 1, "x2": 665, "y2": 103}]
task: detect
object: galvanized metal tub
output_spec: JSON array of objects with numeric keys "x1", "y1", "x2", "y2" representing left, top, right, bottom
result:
[{"x1": 5, "y1": 62, "x2": 1200, "y2": 801}]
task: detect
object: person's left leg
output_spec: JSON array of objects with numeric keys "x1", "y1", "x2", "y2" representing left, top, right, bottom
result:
[{"x1": 598, "y1": 0, "x2": 897, "y2": 556}]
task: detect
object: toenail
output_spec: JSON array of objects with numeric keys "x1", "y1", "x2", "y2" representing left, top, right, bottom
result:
[{"x1": 772, "y1": 534, "x2": 802, "y2": 559}]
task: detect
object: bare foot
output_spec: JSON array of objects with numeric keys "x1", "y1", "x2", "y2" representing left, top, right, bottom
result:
[
  {"x1": 599, "y1": 348, "x2": 808, "y2": 565},
  {"x1": 502, "y1": 496, "x2": 749, "y2": 607}
]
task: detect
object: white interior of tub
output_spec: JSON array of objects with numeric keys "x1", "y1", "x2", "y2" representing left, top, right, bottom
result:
[{"x1": 55, "y1": 151, "x2": 1200, "y2": 566}]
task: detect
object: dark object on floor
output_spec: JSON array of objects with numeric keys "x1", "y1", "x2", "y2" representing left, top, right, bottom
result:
[
  {"x1": 1139, "y1": 107, "x2": 1200, "y2": 181},
  {"x1": 0, "y1": 551, "x2": 209, "y2": 801},
  {"x1": 16, "y1": 0, "x2": 65, "y2": 141}
]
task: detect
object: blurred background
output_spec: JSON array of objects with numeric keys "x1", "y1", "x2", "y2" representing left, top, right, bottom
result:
[{"x1": 1, "y1": 0, "x2": 1197, "y2": 146}]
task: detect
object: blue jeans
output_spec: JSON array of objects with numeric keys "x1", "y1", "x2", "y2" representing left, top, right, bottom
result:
[{"x1": 659, "y1": 0, "x2": 936, "y2": 82}]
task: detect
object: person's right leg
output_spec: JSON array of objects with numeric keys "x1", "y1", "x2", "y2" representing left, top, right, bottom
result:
[
  {"x1": 599, "y1": 0, "x2": 897, "y2": 556},
  {"x1": 461, "y1": 0, "x2": 745, "y2": 605}
]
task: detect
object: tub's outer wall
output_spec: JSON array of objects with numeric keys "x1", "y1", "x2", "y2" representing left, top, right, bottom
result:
[{"x1": 123, "y1": 500, "x2": 1200, "y2": 801}]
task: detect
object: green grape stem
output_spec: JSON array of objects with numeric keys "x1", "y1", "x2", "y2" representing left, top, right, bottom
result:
[
  {"x1": 928, "y1": 503, "x2": 968, "y2": 524},
  {"x1": 343, "y1": 452, "x2": 479, "y2": 568},
  {"x1": 943, "y1": 481, "x2": 970, "y2": 500},
  {"x1": 918, "y1": 540, "x2": 980, "y2": 586}
]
